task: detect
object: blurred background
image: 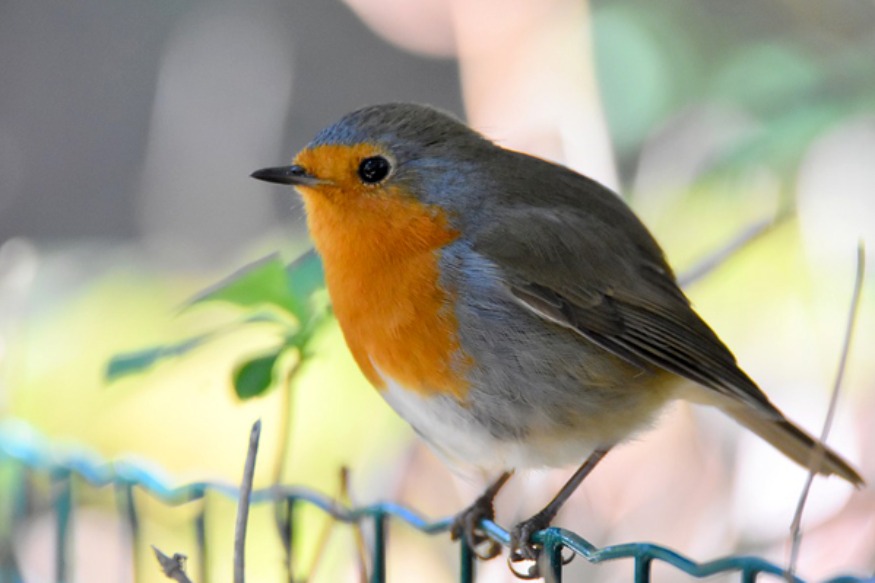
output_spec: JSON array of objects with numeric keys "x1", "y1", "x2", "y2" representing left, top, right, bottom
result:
[{"x1": 1, "y1": 0, "x2": 874, "y2": 581}]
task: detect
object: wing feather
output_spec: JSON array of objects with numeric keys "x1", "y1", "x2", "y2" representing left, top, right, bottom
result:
[{"x1": 471, "y1": 169, "x2": 774, "y2": 411}]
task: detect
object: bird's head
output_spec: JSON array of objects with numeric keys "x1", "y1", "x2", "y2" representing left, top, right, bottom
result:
[{"x1": 251, "y1": 103, "x2": 493, "y2": 214}]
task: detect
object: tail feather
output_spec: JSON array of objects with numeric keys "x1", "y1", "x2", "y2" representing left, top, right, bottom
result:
[{"x1": 722, "y1": 403, "x2": 864, "y2": 487}]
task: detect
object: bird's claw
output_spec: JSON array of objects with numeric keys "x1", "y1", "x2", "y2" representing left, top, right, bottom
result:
[
  {"x1": 507, "y1": 548, "x2": 574, "y2": 580},
  {"x1": 507, "y1": 554, "x2": 542, "y2": 579},
  {"x1": 507, "y1": 511, "x2": 554, "y2": 579},
  {"x1": 450, "y1": 498, "x2": 502, "y2": 560},
  {"x1": 509, "y1": 513, "x2": 548, "y2": 561}
]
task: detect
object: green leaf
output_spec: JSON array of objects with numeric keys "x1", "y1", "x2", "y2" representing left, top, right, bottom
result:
[
  {"x1": 106, "y1": 335, "x2": 211, "y2": 381},
  {"x1": 711, "y1": 102, "x2": 846, "y2": 175},
  {"x1": 106, "y1": 250, "x2": 327, "y2": 387},
  {"x1": 233, "y1": 350, "x2": 283, "y2": 399},
  {"x1": 187, "y1": 253, "x2": 302, "y2": 317},
  {"x1": 594, "y1": 5, "x2": 679, "y2": 154},
  {"x1": 284, "y1": 249, "x2": 325, "y2": 320},
  {"x1": 185, "y1": 250, "x2": 326, "y2": 323},
  {"x1": 710, "y1": 44, "x2": 819, "y2": 115}
]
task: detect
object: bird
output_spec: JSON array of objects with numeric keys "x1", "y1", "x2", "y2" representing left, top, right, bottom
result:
[{"x1": 251, "y1": 102, "x2": 864, "y2": 573}]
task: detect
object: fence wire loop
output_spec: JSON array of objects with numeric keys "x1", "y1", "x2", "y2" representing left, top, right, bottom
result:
[{"x1": 0, "y1": 419, "x2": 868, "y2": 583}]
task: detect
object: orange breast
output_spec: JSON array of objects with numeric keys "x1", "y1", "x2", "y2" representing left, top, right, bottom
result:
[{"x1": 296, "y1": 154, "x2": 470, "y2": 398}]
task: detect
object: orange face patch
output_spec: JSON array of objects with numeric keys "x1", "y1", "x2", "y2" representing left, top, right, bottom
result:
[
  {"x1": 293, "y1": 143, "x2": 471, "y2": 399},
  {"x1": 294, "y1": 144, "x2": 388, "y2": 200}
]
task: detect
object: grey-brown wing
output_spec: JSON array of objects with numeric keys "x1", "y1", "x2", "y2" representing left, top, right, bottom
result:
[{"x1": 473, "y1": 203, "x2": 774, "y2": 411}]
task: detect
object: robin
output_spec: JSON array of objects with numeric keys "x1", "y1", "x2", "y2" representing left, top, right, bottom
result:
[{"x1": 252, "y1": 103, "x2": 863, "y2": 571}]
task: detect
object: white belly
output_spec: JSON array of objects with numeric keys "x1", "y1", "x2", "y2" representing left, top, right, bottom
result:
[{"x1": 378, "y1": 371, "x2": 609, "y2": 476}]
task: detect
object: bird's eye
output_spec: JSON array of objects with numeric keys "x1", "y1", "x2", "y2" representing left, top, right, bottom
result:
[{"x1": 358, "y1": 156, "x2": 391, "y2": 184}]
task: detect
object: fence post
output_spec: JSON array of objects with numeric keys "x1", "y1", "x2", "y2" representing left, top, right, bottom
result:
[
  {"x1": 52, "y1": 470, "x2": 72, "y2": 583},
  {"x1": 195, "y1": 500, "x2": 209, "y2": 583},
  {"x1": 276, "y1": 497, "x2": 295, "y2": 583},
  {"x1": 115, "y1": 481, "x2": 140, "y2": 582},
  {"x1": 634, "y1": 555, "x2": 651, "y2": 583},
  {"x1": 458, "y1": 539, "x2": 475, "y2": 583},
  {"x1": 370, "y1": 511, "x2": 387, "y2": 583},
  {"x1": 545, "y1": 539, "x2": 563, "y2": 583}
]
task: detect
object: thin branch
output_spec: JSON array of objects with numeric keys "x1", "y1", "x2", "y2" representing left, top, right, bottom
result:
[
  {"x1": 272, "y1": 361, "x2": 299, "y2": 582},
  {"x1": 787, "y1": 242, "x2": 866, "y2": 579},
  {"x1": 306, "y1": 466, "x2": 365, "y2": 581},
  {"x1": 152, "y1": 546, "x2": 194, "y2": 583},
  {"x1": 343, "y1": 467, "x2": 370, "y2": 583},
  {"x1": 678, "y1": 209, "x2": 790, "y2": 288},
  {"x1": 235, "y1": 420, "x2": 263, "y2": 583}
]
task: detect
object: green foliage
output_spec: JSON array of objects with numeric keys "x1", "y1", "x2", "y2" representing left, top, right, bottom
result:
[
  {"x1": 713, "y1": 101, "x2": 849, "y2": 176},
  {"x1": 106, "y1": 250, "x2": 328, "y2": 400},
  {"x1": 593, "y1": 0, "x2": 875, "y2": 181},
  {"x1": 187, "y1": 251, "x2": 325, "y2": 321},
  {"x1": 233, "y1": 350, "x2": 284, "y2": 400},
  {"x1": 190, "y1": 253, "x2": 302, "y2": 314},
  {"x1": 106, "y1": 335, "x2": 213, "y2": 381}
]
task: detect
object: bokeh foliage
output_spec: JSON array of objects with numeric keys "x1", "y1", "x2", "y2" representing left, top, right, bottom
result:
[{"x1": 107, "y1": 250, "x2": 327, "y2": 401}]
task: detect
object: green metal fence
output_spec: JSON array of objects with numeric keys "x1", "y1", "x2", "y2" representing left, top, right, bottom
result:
[{"x1": 0, "y1": 419, "x2": 870, "y2": 583}]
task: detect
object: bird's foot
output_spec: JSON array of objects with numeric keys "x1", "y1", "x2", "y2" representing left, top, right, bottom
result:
[
  {"x1": 507, "y1": 510, "x2": 558, "y2": 579},
  {"x1": 450, "y1": 495, "x2": 502, "y2": 560}
]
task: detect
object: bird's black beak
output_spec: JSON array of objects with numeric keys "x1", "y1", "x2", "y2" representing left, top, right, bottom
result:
[{"x1": 250, "y1": 165, "x2": 322, "y2": 187}]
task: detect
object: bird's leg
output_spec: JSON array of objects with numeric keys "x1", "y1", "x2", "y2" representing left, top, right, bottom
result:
[
  {"x1": 451, "y1": 470, "x2": 514, "y2": 560},
  {"x1": 509, "y1": 447, "x2": 611, "y2": 569}
]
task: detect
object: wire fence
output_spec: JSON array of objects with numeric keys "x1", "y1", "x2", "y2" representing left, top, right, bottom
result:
[{"x1": 0, "y1": 419, "x2": 870, "y2": 583}]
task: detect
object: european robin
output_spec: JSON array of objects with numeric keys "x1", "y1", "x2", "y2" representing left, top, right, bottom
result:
[{"x1": 252, "y1": 103, "x2": 863, "y2": 570}]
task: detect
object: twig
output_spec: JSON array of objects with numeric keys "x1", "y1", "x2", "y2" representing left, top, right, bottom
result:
[
  {"x1": 235, "y1": 420, "x2": 262, "y2": 583},
  {"x1": 337, "y1": 467, "x2": 370, "y2": 583},
  {"x1": 678, "y1": 210, "x2": 790, "y2": 287},
  {"x1": 787, "y1": 242, "x2": 866, "y2": 580},
  {"x1": 152, "y1": 546, "x2": 194, "y2": 583},
  {"x1": 273, "y1": 359, "x2": 300, "y2": 583},
  {"x1": 306, "y1": 466, "x2": 366, "y2": 581}
]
